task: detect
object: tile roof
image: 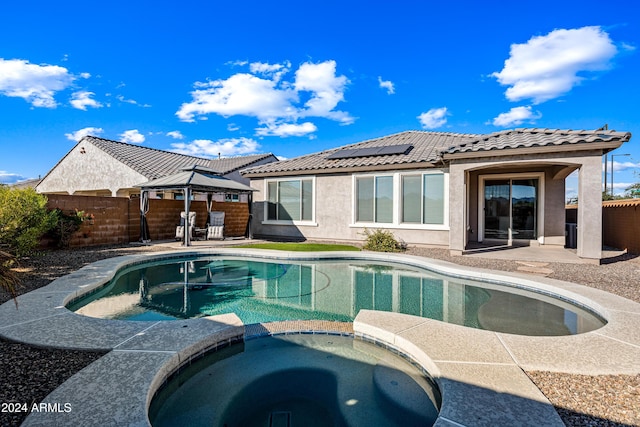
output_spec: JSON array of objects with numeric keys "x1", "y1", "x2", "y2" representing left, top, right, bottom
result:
[
  {"x1": 242, "y1": 131, "x2": 480, "y2": 176},
  {"x1": 242, "y1": 128, "x2": 631, "y2": 177},
  {"x1": 85, "y1": 136, "x2": 275, "y2": 178},
  {"x1": 444, "y1": 128, "x2": 631, "y2": 155}
]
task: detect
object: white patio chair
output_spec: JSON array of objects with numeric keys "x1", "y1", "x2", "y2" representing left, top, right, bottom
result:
[
  {"x1": 175, "y1": 211, "x2": 197, "y2": 240},
  {"x1": 207, "y1": 211, "x2": 225, "y2": 240}
]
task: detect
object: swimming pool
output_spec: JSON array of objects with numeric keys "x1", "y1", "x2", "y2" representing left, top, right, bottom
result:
[
  {"x1": 149, "y1": 334, "x2": 440, "y2": 427},
  {"x1": 67, "y1": 255, "x2": 606, "y2": 336}
]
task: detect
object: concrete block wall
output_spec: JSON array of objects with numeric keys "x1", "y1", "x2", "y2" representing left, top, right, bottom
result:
[
  {"x1": 44, "y1": 194, "x2": 130, "y2": 247},
  {"x1": 43, "y1": 194, "x2": 250, "y2": 247}
]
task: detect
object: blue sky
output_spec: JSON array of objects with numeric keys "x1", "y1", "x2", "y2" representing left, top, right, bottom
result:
[{"x1": 1, "y1": 0, "x2": 639, "y2": 199}]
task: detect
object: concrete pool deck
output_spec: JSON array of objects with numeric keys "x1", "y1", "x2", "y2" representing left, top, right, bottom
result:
[{"x1": 1, "y1": 248, "x2": 639, "y2": 426}]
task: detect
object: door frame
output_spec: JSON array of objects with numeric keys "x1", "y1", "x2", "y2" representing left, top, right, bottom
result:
[{"x1": 478, "y1": 172, "x2": 545, "y2": 244}]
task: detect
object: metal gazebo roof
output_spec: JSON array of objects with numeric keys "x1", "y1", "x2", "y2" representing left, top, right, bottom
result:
[
  {"x1": 134, "y1": 165, "x2": 256, "y2": 246},
  {"x1": 134, "y1": 165, "x2": 256, "y2": 193}
]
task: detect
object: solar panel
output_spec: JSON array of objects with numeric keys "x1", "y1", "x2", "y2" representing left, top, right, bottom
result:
[{"x1": 326, "y1": 144, "x2": 413, "y2": 159}]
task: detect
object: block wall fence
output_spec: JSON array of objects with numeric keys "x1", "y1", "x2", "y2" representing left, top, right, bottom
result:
[
  {"x1": 566, "y1": 199, "x2": 640, "y2": 254},
  {"x1": 42, "y1": 194, "x2": 250, "y2": 248}
]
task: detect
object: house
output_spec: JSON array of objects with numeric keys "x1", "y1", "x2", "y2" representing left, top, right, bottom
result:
[
  {"x1": 36, "y1": 136, "x2": 278, "y2": 199},
  {"x1": 241, "y1": 128, "x2": 631, "y2": 262}
]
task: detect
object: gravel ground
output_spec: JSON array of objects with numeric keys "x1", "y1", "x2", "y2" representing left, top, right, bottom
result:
[{"x1": 1, "y1": 243, "x2": 639, "y2": 426}]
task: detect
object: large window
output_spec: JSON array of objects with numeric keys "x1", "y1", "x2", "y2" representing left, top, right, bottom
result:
[
  {"x1": 356, "y1": 176, "x2": 393, "y2": 223},
  {"x1": 266, "y1": 179, "x2": 313, "y2": 221},
  {"x1": 401, "y1": 173, "x2": 445, "y2": 225}
]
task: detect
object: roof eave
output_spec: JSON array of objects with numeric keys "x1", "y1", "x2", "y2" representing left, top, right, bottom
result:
[
  {"x1": 442, "y1": 140, "x2": 626, "y2": 160},
  {"x1": 242, "y1": 161, "x2": 441, "y2": 178}
]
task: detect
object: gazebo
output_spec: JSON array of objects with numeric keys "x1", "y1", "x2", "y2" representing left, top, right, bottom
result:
[{"x1": 135, "y1": 165, "x2": 257, "y2": 246}]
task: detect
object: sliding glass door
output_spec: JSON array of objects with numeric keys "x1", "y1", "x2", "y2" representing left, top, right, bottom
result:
[{"x1": 484, "y1": 179, "x2": 537, "y2": 240}]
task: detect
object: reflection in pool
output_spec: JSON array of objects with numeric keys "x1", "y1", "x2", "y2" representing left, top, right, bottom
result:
[{"x1": 67, "y1": 256, "x2": 606, "y2": 336}]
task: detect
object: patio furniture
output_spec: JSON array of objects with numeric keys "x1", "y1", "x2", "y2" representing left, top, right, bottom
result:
[
  {"x1": 175, "y1": 211, "x2": 196, "y2": 241},
  {"x1": 207, "y1": 211, "x2": 225, "y2": 240}
]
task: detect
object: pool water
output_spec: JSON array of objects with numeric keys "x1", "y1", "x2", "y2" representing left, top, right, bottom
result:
[
  {"x1": 67, "y1": 256, "x2": 606, "y2": 336},
  {"x1": 149, "y1": 334, "x2": 441, "y2": 427}
]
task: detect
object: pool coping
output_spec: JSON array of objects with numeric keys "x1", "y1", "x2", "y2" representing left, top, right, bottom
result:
[{"x1": 1, "y1": 248, "x2": 639, "y2": 426}]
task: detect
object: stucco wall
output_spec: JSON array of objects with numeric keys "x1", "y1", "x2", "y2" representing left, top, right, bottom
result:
[
  {"x1": 36, "y1": 142, "x2": 147, "y2": 196},
  {"x1": 250, "y1": 172, "x2": 450, "y2": 246},
  {"x1": 449, "y1": 150, "x2": 600, "y2": 252}
]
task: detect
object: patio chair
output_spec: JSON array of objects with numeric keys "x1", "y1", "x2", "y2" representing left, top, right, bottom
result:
[
  {"x1": 207, "y1": 211, "x2": 225, "y2": 240},
  {"x1": 175, "y1": 211, "x2": 197, "y2": 241}
]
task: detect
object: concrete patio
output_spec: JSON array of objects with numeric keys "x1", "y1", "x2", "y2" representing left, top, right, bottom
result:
[{"x1": 1, "y1": 248, "x2": 638, "y2": 426}]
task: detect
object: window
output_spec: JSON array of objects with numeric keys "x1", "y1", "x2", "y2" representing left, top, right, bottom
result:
[
  {"x1": 224, "y1": 193, "x2": 239, "y2": 202},
  {"x1": 401, "y1": 173, "x2": 445, "y2": 225},
  {"x1": 266, "y1": 179, "x2": 313, "y2": 221},
  {"x1": 356, "y1": 176, "x2": 393, "y2": 223}
]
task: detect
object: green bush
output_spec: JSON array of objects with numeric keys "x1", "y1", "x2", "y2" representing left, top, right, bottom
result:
[
  {"x1": 0, "y1": 249, "x2": 19, "y2": 304},
  {"x1": 49, "y1": 209, "x2": 86, "y2": 248},
  {"x1": 0, "y1": 186, "x2": 57, "y2": 256},
  {"x1": 362, "y1": 228, "x2": 404, "y2": 252}
]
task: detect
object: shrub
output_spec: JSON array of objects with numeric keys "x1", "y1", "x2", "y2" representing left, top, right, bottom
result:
[
  {"x1": 49, "y1": 209, "x2": 85, "y2": 248},
  {"x1": 0, "y1": 186, "x2": 57, "y2": 257},
  {"x1": 362, "y1": 228, "x2": 404, "y2": 252},
  {"x1": 0, "y1": 249, "x2": 19, "y2": 305}
]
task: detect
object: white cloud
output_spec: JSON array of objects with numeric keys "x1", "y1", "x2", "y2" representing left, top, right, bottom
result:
[
  {"x1": 176, "y1": 59, "x2": 354, "y2": 133},
  {"x1": 119, "y1": 129, "x2": 145, "y2": 144},
  {"x1": 176, "y1": 72, "x2": 296, "y2": 122},
  {"x1": 249, "y1": 61, "x2": 291, "y2": 82},
  {"x1": 166, "y1": 130, "x2": 184, "y2": 140},
  {"x1": 255, "y1": 121, "x2": 318, "y2": 137},
  {"x1": 65, "y1": 127, "x2": 104, "y2": 141},
  {"x1": 492, "y1": 26, "x2": 618, "y2": 103},
  {"x1": 491, "y1": 106, "x2": 542, "y2": 127},
  {"x1": 610, "y1": 159, "x2": 640, "y2": 172},
  {"x1": 0, "y1": 58, "x2": 75, "y2": 107},
  {"x1": 0, "y1": 171, "x2": 27, "y2": 184},
  {"x1": 294, "y1": 60, "x2": 353, "y2": 124},
  {"x1": 70, "y1": 91, "x2": 103, "y2": 110},
  {"x1": 170, "y1": 137, "x2": 260, "y2": 157},
  {"x1": 116, "y1": 95, "x2": 151, "y2": 107},
  {"x1": 417, "y1": 107, "x2": 448, "y2": 129},
  {"x1": 378, "y1": 76, "x2": 395, "y2": 94}
]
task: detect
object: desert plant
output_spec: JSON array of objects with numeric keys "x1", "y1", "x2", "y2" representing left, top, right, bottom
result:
[
  {"x1": 50, "y1": 209, "x2": 86, "y2": 248},
  {"x1": 362, "y1": 228, "x2": 403, "y2": 252},
  {"x1": 0, "y1": 186, "x2": 57, "y2": 257},
  {"x1": 0, "y1": 249, "x2": 19, "y2": 305}
]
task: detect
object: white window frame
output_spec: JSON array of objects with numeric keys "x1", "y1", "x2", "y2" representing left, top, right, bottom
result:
[
  {"x1": 262, "y1": 176, "x2": 317, "y2": 226},
  {"x1": 350, "y1": 170, "x2": 449, "y2": 230}
]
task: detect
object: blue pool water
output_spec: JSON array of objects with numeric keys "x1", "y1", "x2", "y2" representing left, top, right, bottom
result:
[
  {"x1": 149, "y1": 334, "x2": 441, "y2": 427},
  {"x1": 67, "y1": 256, "x2": 606, "y2": 336}
]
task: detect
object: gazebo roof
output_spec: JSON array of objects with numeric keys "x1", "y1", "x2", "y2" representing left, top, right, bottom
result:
[{"x1": 135, "y1": 165, "x2": 256, "y2": 193}]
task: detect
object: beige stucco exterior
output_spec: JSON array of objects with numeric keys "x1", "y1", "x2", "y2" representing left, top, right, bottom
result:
[
  {"x1": 447, "y1": 149, "x2": 604, "y2": 261},
  {"x1": 249, "y1": 149, "x2": 607, "y2": 262},
  {"x1": 36, "y1": 142, "x2": 147, "y2": 197},
  {"x1": 250, "y1": 170, "x2": 450, "y2": 246}
]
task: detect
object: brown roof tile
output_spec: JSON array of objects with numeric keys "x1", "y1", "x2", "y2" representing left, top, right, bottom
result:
[
  {"x1": 86, "y1": 136, "x2": 275, "y2": 178},
  {"x1": 444, "y1": 128, "x2": 631, "y2": 155},
  {"x1": 242, "y1": 128, "x2": 632, "y2": 177},
  {"x1": 242, "y1": 131, "x2": 480, "y2": 176}
]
